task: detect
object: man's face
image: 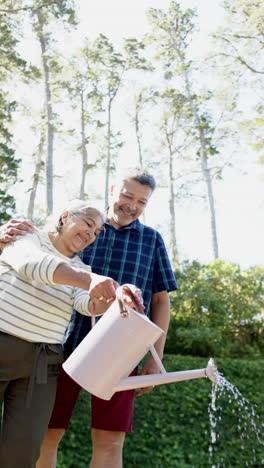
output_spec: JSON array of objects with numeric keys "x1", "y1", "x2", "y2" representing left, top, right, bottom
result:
[{"x1": 108, "y1": 179, "x2": 153, "y2": 228}]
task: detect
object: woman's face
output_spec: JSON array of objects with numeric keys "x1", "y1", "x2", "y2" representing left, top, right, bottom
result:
[{"x1": 60, "y1": 211, "x2": 103, "y2": 256}]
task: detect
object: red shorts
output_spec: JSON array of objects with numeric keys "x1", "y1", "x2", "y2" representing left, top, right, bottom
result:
[{"x1": 49, "y1": 365, "x2": 137, "y2": 432}]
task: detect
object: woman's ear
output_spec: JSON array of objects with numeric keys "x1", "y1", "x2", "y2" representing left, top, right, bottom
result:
[{"x1": 60, "y1": 210, "x2": 69, "y2": 224}]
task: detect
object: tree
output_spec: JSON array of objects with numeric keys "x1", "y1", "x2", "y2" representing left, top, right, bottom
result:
[
  {"x1": 127, "y1": 87, "x2": 156, "y2": 168},
  {"x1": 34, "y1": 8, "x2": 55, "y2": 215},
  {"x1": 88, "y1": 34, "x2": 125, "y2": 209},
  {"x1": 27, "y1": 117, "x2": 45, "y2": 219},
  {"x1": 0, "y1": 0, "x2": 76, "y2": 217},
  {"x1": 147, "y1": 1, "x2": 222, "y2": 259},
  {"x1": 213, "y1": 0, "x2": 264, "y2": 75},
  {"x1": 90, "y1": 34, "x2": 151, "y2": 209},
  {"x1": 133, "y1": 91, "x2": 145, "y2": 167},
  {"x1": 0, "y1": 0, "x2": 65, "y2": 14},
  {"x1": 155, "y1": 89, "x2": 193, "y2": 268},
  {"x1": 60, "y1": 41, "x2": 104, "y2": 200},
  {"x1": 0, "y1": 94, "x2": 21, "y2": 223},
  {"x1": 0, "y1": 4, "x2": 33, "y2": 221},
  {"x1": 212, "y1": 0, "x2": 264, "y2": 162},
  {"x1": 30, "y1": 0, "x2": 76, "y2": 214}
]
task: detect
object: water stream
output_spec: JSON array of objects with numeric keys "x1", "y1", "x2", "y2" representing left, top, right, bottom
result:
[{"x1": 208, "y1": 370, "x2": 264, "y2": 467}]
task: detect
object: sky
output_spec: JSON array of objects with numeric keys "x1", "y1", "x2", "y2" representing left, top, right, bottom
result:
[
  {"x1": 12, "y1": 0, "x2": 264, "y2": 270},
  {"x1": 76, "y1": 0, "x2": 225, "y2": 38}
]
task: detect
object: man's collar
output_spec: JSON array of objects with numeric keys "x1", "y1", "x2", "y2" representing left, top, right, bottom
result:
[{"x1": 105, "y1": 218, "x2": 142, "y2": 232}]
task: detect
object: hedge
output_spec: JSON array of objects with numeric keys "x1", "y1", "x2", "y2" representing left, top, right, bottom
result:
[{"x1": 57, "y1": 355, "x2": 264, "y2": 467}]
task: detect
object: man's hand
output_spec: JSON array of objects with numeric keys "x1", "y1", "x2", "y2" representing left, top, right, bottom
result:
[
  {"x1": 121, "y1": 284, "x2": 145, "y2": 314},
  {"x1": 88, "y1": 273, "x2": 119, "y2": 305},
  {"x1": 136, "y1": 355, "x2": 162, "y2": 397},
  {"x1": 0, "y1": 219, "x2": 35, "y2": 244}
]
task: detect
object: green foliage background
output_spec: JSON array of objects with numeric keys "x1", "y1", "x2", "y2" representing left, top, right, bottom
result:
[
  {"x1": 166, "y1": 260, "x2": 264, "y2": 358},
  {"x1": 56, "y1": 261, "x2": 264, "y2": 467},
  {"x1": 57, "y1": 355, "x2": 264, "y2": 467}
]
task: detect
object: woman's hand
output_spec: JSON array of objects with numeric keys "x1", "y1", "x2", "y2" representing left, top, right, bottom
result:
[{"x1": 88, "y1": 273, "x2": 119, "y2": 305}]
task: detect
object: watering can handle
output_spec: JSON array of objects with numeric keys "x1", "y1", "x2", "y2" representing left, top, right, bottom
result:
[
  {"x1": 91, "y1": 284, "x2": 166, "y2": 374},
  {"x1": 117, "y1": 285, "x2": 166, "y2": 374},
  {"x1": 116, "y1": 284, "x2": 145, "y2": 317},
  {"x1": 90, "y1": 284, "x2": 142, "y2": 327}
]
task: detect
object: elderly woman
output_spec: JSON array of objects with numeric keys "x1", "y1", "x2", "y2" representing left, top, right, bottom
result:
[{"x1": 0, "y1": 202, "x2": 117, "y2": 468}]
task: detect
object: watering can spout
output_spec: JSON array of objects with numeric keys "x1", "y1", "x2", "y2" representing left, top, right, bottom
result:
[
  {"x1": 205, "y1": 358, "x2": 218, "y2": 383},
  {"x1": 113, "y1": 358, "x2": 218, "y2": 393}
]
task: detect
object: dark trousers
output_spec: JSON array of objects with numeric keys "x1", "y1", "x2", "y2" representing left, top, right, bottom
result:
[{"x1": 0, "y1": 331, "x2": 64, "y2": 468}]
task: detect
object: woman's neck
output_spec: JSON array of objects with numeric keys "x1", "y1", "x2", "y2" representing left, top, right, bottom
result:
[{"x1": 48, "y1": 232, "x2": 74, "y2": 258}]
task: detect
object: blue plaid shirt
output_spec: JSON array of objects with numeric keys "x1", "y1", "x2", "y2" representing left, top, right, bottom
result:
[{"x1": 63, "y1": 219, "x2": 177, "y2": 355}]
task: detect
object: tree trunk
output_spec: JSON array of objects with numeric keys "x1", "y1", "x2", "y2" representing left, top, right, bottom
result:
[
  {"x1": 134, "y1": 100, "x2": 146, "y2": 223},
  {"x1": 27, "y1": 130, "x2": 45, "y2": 220},
  {"x1": 79, "y1": 90, "x2": 88, "y2": 200},
  {"x1": 105, "y1": 94, "x2": 112, "y2": 211},
  {"x1": 165, "y1": 128, "x2": 180, "y2": 269},
  {"x1": 182, "y1": 64, "x2": 219, "y2": 259},
  {"x1": 36, "y1": 9, "x2": 54, "y2": 215},
  {"x1": 135, "y1": 108, "x2": 143, "y2": 167}
]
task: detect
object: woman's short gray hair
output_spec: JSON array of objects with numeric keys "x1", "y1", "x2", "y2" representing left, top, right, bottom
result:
[{"x1": 48, "y1": 200, "x2": 105, "y2": 233}]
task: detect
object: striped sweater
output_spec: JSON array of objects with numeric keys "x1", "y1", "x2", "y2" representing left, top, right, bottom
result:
[{"x1": 0, "y1": 229, "x2": 92, "y2": 343}]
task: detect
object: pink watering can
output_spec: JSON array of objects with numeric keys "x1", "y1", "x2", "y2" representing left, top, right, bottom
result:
[{"x1": 63, "y1": 285, "x2": 218, "y2": 400}]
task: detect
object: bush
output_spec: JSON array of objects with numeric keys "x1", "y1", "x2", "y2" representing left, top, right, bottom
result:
[
  {"x1": 58, "y1": 355, "x2": 264, "y2": 467},
  {"x1": 166, "y1": 260, "x2": 264, "y2": 357}
]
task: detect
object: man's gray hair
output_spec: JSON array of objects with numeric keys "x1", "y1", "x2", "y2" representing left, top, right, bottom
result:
[{"x1": 114, "y1": 167, "x2": 156, "y2": 191}]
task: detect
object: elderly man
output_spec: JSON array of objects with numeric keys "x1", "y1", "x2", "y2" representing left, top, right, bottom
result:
[{"x1": 1, "y1": 167, "x2": 177, "y2": 468}]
